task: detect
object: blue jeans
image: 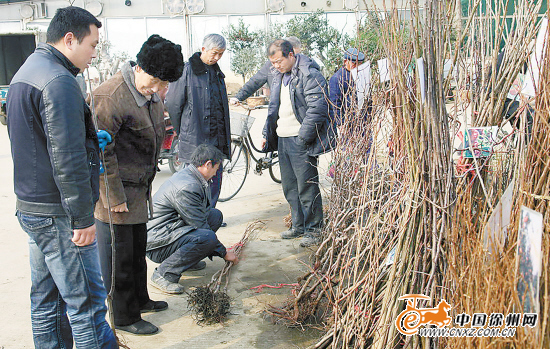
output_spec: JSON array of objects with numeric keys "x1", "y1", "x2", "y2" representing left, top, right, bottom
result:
[
  {"x1": 278, "y1": 136, "x2": 323, "y2": 233},
  {"x1": 17, "y1": 211, "x2": 117, "y2": 349}
]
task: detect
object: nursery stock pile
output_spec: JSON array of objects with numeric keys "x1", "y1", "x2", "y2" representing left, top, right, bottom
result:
[
  {"x1": 188, "y1": 221, "x2": 263, "y2": 324},
  {"x1": 268, "y1": 1, "x2": 550, "y2": 348}
]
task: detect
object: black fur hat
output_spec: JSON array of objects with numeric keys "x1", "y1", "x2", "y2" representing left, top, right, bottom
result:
[{"x1": 136, "y1": 34, "x2": 184, "y2": 82}]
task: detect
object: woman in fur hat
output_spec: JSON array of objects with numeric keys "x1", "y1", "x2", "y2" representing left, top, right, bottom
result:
[{"x1": 92, "y1": 35, "x2": 184, "y2": 335}]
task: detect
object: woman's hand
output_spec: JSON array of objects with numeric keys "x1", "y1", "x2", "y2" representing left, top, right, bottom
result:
[{"x1": 111, "y1": 202, "x2": 129, "y2": 212}]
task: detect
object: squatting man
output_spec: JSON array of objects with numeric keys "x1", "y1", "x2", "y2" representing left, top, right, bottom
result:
[{"x1": 146, "y1": 144, "x2": 238, "y2": 294}]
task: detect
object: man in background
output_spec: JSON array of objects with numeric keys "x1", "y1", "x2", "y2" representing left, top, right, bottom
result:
[
  {"x1": 261, "y1": 39, "x2": 332, "y2": 248},
  {"x1": 329, "y1": 47, "x2": 366, "y2": 126},
  {"x1": 230, "y1": 36, "x2": 302, "y2": 105},
  {"x1": 165, "y1": 33, "x2": 230, "y2": 208}
]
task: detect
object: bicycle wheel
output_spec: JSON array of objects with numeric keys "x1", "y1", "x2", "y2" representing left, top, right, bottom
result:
[
  {"x1": 219, "y1": 139, "x2": 249, "y2": 202},
  {"x1": 168, "y1": 138, "x2": 184, "y2": 173},
  {"x1": 268, "y1": 152, "x2": 281, "y2": 184}
]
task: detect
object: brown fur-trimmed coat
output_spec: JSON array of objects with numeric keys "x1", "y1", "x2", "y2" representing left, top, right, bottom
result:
[{"x1": 92, "y1": 62, "x2": 165, "y2": 224}]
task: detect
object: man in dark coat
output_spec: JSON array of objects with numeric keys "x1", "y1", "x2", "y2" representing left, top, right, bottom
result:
[
  {"x1": 262, "y1": 39, "x2": 333, "y2": 248},
  {"x1": 146, "y1": 145, "x2": 238, "y2": 294},
  {"x1": 329, "y1": 48, "x2": 365, "y2": 126},
  {"x1": 165, "y1": 33, "x2": 231, "y2": 207},
  {"x1": 229, "y1": 36, "x2": 302, "y2": 105}
]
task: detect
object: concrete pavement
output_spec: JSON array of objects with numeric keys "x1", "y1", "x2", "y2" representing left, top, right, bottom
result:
[{"x1": 0, "y1": 107, "x2": 331, "y2": 349}]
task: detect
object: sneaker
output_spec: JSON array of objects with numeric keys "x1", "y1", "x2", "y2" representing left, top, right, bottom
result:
[
  {"x1": 300, "y1": 234, "x2": 321, "y2": 247},
  {"x1": 140, "y1": 300, "x2": 168, "y2": 313},
  {"x1": 150, "y1": 269, "x2": 184, "y2": 294},
  {"x1": 186, "y1": 260, "x2": 206, "y2": 272},
  {"x1": 280, "y1": 229, "x2": 304, "y2": 239},
  {"x1": 116, "y1": 319, "x2": 159, "y2": 335}
]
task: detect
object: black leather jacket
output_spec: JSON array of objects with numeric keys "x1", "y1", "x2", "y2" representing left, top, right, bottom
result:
[
  {"x1": 146, "y1": 165, "x2": 225, "y2": 258},
  {"x1": 7, "y1": 43, "x2": 100, "y2": 229}
]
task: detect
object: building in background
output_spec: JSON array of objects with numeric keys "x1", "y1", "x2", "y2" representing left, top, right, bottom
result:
[{"x1": 0, "y1": 0, "x2": 405, "y2": 84}]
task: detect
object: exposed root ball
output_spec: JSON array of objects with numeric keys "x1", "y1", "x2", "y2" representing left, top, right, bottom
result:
[{"x1": 187, "y1": 286, "x2": 231, "y2": 324}]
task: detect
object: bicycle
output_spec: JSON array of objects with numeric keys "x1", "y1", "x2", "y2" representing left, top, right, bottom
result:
[{"x1": 219, "y1": 105, "x2": 281, "y2": 202}]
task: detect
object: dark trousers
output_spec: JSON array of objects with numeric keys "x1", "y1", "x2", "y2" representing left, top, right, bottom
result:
[
  {"x1": 278, "y1": 136, "x2": 324, "y2": 233},
  {"x1": 96, "y1": 221, "x2": 150, "y2": 326},
  {"x1": 210, "y1": 164, "x2": 223, "y2": 208},
  {"x1": 146, "y1": 208, "x2": 225, "y2": 283}
]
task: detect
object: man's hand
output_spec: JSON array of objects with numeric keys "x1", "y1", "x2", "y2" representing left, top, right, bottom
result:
[
  {"x1": 111, "y1": 202, "x2": 129, "y2": 212},
  {"x1": 229, "y1": 97, "x2": 240, "y2": 106},
  {"x1": 261, "y1": 138, "x2": 267, "y2": 150},
  {"x1": 224, "y1": 250, "x2": 239, "y2": 264},
  {"x1": 72, "y1": 224, "x2": 96, "y2": 247}
]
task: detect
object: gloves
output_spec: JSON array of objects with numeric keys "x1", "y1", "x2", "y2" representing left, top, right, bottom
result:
[
  {"x1": 96, "y1": 130, "x2": 112, "y2": 151},
  {"x1": 229, "y1": 97, "x2": 240, "y2": 106},
  {"x1": 96, "y1": 130, "x2": 111, "y2": 174}
]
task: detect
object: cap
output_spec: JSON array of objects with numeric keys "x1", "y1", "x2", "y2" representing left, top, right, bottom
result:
[{"x1": 343, "y1": 48, "x2": 365, "y2": 62}]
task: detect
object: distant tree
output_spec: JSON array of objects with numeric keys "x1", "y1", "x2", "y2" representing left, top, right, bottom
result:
[
  {"x1": 285, "y1": 10, "x2": 346, "y2": 75},
  {"x1": 224, "y1": 19, "x2": 265, "y2": 84},
  {"x1": 349, "y1": 12, "x2": 384, "y2": 64},
  {"x1": 90, "y1": 36, "x2": 130, "y2": 84}
]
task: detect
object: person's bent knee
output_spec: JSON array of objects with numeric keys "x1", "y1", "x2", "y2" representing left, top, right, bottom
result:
[
  {"x1": 194, "y1": 229, "x2": 219, "y2": 252},
  {"x1": 209, "y1": 208, "x2": 223, "y2": 231},
  {"x1": 146, "y1": 250, "x2": 163, "y2": 264}
]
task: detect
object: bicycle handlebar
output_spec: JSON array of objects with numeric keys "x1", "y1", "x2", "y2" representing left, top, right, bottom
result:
[{"x1": 234, "y1": 102, "x2": 259, "y2": 112}]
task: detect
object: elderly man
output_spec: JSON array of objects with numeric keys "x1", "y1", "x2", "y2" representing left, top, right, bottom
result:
[
  {"x1": 7, "y1": 6, "x2": 117, "y2": 348},
  {"x1": 146, "y1": 144, "x2": 238, "y2": 294},
  {"x1": 230, "y1": 36, "x2": 302, "y2": 105},
  {"x1": 329, "y1": 48, "x2": 366, "y2": 126},
  {"x1": 92, "y1": 35, "x2": 184, "y2": 335},
  {"x1": 262, "y1": 39, "x2": 333, "y2": 248},
  {"x1": 166, "y1": 33, "x2": 230, "y2": 208}
]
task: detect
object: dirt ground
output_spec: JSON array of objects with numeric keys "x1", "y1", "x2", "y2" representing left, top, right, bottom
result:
[{"x1": 0, "y1": 107, "x2": 332, "y2": 348}]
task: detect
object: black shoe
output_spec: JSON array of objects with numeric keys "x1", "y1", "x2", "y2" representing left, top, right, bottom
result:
[
  {"x1": 140, "y1": 300, "x2": 168, "y2": 313},
  {"x1": 116, "y1": 320, "x2": 159, "y2": 335},
  {"x1": 280, "y1": 229, "x2": 304, "y2": 239},
  {"x1": 220, "y1": 222, "x2": 227, "y2": 227},
  {"x1": 186, "y1": 260, "x2": 206, "y2": 272}
]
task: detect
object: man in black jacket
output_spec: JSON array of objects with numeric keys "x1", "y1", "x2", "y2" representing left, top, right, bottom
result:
[
  {"x1": 146, "y1": 145, "x2": 238, "y2": 294},
  {"x1": 262, "y1": 39, "x2": 333, "y2": 248},
  {"x1": 7, "y1": 7, "x2": 116, "y2": 348},
  {"x1": 229, "y1": 36, "x2": 302, "y2": 105},
  {"x1": 165, "y1": 33, "x2": 230, "y2": 208}
]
